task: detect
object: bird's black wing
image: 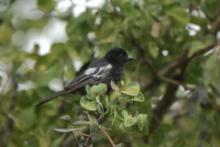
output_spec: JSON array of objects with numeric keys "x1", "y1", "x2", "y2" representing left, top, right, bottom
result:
[
  {"x1": 64, "y1": 72, "x2": 96, "y2": 92},
  {"x1": 35, "y1": 69, "x2": 100, "y2": 107},
  {"x1": 35, "y1": 60, "x2": 112, "y2": 107},
  {"x1": 64, "y1": 59, "x2": 112, "y2": 93}
]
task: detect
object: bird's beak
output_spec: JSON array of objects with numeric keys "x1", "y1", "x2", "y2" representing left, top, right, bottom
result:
[{"x1": 127, "y1": 57, "x2": 135, "y2": 62}]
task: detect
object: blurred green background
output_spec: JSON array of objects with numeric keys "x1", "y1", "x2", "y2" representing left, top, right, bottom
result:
[{"x1": 0, "y1": 0, "x2": 220, "y2": 146}]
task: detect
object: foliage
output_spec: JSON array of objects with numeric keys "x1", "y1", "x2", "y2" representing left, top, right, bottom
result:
[
  {"x1": 55, "y1": 82, "x2": 148, "y2": 146},
  {"x1": 0, "y1": 0, "x2": 220, "y2": 146}
]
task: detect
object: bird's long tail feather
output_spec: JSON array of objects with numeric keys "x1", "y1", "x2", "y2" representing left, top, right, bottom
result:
[{"x1": 35, "y1": 91, "x2": 66, "y2": 107}]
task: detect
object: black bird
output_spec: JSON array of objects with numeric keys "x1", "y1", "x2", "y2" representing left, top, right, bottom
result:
[{"x1": 35, "y1": 47, "x2": 133, "y2": 106}]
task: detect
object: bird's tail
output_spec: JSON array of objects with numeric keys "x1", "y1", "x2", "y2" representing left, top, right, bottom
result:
[{"x1": 35, "y1": 91, "x2": 66, "y2": 107}]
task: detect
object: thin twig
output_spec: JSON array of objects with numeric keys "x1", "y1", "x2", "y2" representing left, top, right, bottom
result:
[
  {"x1": 80, "y1": 132, "x2": 90, "y2": 137},
  {"x1": 143, "y1": 59, "x2": 158, "y2": 76},
  {"x1": 84, "y1": 135, "x2": 91, "y2": 146},
  {"x1": 99, "y1": 126, "x2": 116, "y2": 147},
  {"x1": 134, "y1": 59, "x2": 144, "y2": 80},
  {"x1": 187, "y1": 42, "x2": 217, "y2": 62},
  {"x1": 159, "y1": 76, "x2": 195, "y2": 90},
  {"x1": 79, "y1": 131, "x2": 91, "y2": 146},
  {"x1": 143, "y1": 41, "x2": 218, "y2": 90},
  {"x1": 142, "y1": 50, "x2": 188, "y2": 90}
]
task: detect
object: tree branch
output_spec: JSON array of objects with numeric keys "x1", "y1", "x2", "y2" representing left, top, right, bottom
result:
[
  {"x1": 143, "y1": 70, "x2": 185, "y2": 143},
  {"x1": 143, "y1": 41, "x2": 219, "y2": 90},
  {"x1": 159, "y1": 76, "x2": 195, "y2": 90},
  {"x1": 187, "y1": 42, "x2": 218, "y2": 63},
  {"x1": 149, "y1": 73, "x2": 184, "y2": 133},
  {"x1": 142, "y1": 49, "x2": 189, "y2": 90},
  {"x1": 141, "y1": 41, "x2": 218, "y2": 142}
]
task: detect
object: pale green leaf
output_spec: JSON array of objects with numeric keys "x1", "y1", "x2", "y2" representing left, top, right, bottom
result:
[
  {"x1": 121, "y1": 82, "x2": 140, "y2": 96},
  {"x1": 132, "y1": 92, "x2": 145, "y2": 102},
  {"x1": 111, "y1": 81, "x2": 119, "y2": 91},
  {"x1": 54, "y1": 127, "x2": 85, "y2": 133},
  {"x1": 167, "y1": 6, "x2": 189, "y2": 25},
  {"x1": 137, "y1": 114, "x2": 148, "y2": 131},
  {"x1": 90, "y1": 83, "x2": 108, "y2": 97},
  {"x1": 121, "y1": 110, "x2": 137, "y2": 127},
  {"x1": 80, "y1": 97, "x2": 97, "y2": 111}
]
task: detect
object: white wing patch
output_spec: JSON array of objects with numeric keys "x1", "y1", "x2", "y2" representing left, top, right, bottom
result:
[
  {"x1": 85, "y1": 67, "x2": 97, "y2": 75},
  {"x1": 93, "y1": 64, "x2": 112, "y2": 78}
]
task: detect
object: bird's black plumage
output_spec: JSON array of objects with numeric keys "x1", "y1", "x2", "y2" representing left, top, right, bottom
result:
[{"x1": 35, "y1": 48, "x2": 133, "y2": 106}]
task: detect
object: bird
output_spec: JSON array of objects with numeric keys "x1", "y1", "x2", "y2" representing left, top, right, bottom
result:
[{"x1": 35, "y1": 47, "x2": 133, "y2": 106}]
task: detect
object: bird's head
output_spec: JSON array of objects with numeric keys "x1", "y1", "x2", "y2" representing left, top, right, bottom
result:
[{"x1": 105, "y1": 47, "x2": 134, "y2": 65}]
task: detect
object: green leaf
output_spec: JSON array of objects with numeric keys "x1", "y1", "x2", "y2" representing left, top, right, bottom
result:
[
  {"x1": 90, "y1": 83, "x2": 108, "y2": 97},
  {"x1": 37, "y1": 0, "x2": 55, "y2": 11},
  {"x1": 111, "y1": 81, "x2": 119, "y2": 91},
  {"x1": 86, "y1": 85, "x2": 91, "y2": 95},
  {"x1": 88, "y1": 115, "x2": 99, "y2": 127},
  {"x1": 148, "y1": 42, "x2": 159, "y2": 58},
  {"x1": 167, "y1": 6, "x2": 189, "y2": 25},
  {"x1": 86, "y1": 85, "x2": 95, "y2": 100},
  {"x1": 80, "y1": 97, "x2": 97, "y2": 111},
  {"x1": 136, "y1": 114, "x2": 148, "y2": 131},
  {"x1": 132, "y1": 92, "x2": 145, "y2": 102},
  {"x1": 120, "y1": 81, "x2": 125, "y2": 86},
  {"x1": 121, "y1": 82, "x2": 140, "y2": 96},
  {"x1": 112, "y1": 110, "x2": 118, "y2": 126},
  {"x1": 121, "y1": 110, "x2": 137, "y2": 127},
  {"x1": 188, "y1": 38, "x2": 213, "y2": 57},
  {"x1": 15, "y1": 107, "x2": 36, "y2": 130}
]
